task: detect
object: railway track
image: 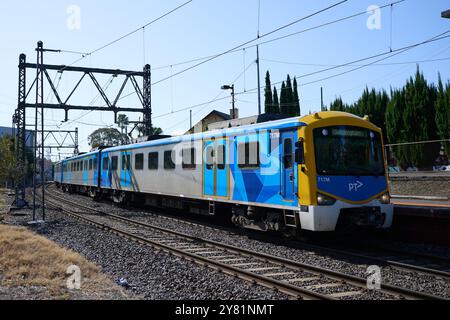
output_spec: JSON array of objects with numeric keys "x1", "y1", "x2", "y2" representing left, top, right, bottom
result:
[
  {"x1": 51, "y1": 187, "x2": 450, "y2": 280},
  {"x1": 43, "y1": 188, "x2": 445, "y2": 300}
]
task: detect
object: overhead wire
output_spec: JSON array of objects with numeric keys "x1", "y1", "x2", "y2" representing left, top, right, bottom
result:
[
  {"x1": 58, "y1": 0, "x2": 193, "y2": 72},
  {"x1": 150, "y1": 0, "x2": 405, "y2": 73},
  {"x1": 150, "y1": 0, "x2": 349, "y2": 86},
  {"x1": 152, "y1": 30, "x2": 450, "y2": 120}
]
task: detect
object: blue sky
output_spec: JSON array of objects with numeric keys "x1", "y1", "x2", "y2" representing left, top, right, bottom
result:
[{"x1": 0, "y1": 0, "x2": 449, "y2": 154}]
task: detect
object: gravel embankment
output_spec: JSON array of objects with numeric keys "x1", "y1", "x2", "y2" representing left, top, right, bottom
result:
[{"x1": 47, "y1": 187, "x2": 450, "y2": 299}]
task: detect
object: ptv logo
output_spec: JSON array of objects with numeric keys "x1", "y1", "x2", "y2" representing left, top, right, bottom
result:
[{"x1": 349, "y1": 181, "x2": 364, "y2": 192}]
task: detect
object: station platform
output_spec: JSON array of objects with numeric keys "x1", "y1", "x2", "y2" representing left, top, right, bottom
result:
[{"x1": 392, "y1": 199, "x2": 450, "y2": 209}]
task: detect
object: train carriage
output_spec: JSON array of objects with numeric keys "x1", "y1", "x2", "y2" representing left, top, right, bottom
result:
[
  {"x1": 56, "y1": 111, "x2": 393, "y2": 233},
  {"x1": 57, "y1": 150, "x2": 100, "y2": 194}
]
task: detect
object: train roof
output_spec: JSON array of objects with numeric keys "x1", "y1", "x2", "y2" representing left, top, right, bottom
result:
[
  {"x1": 57, "y1": 149, "x2": 100, "y2": 164},
  {"x1": 57, "y1": 111, "x2": 378, "y2": 163},
  {"x1": 103, "y1": 116, "x2": 307, "y2": 153}
]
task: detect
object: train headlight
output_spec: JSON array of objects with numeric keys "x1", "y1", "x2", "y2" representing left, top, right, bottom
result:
[
  {"x1": 379, "y1": 193, "x2": 390, "y2": 204},
  {"x1": 317, "y1": 193, "x2": 336, "y2": 206}
]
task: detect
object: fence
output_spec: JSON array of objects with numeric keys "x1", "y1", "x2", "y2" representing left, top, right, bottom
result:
[{"x1": 385, "y1": 139, "x2": 450, "y2": 173}]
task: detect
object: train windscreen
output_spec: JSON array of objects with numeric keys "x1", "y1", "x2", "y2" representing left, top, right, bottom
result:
[{"x1": 313, "y1": 126, "x2": 385, "y2": 176}]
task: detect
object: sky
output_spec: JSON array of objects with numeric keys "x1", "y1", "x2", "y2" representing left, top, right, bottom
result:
[{"x1": 0, "y1": 0, "x2": 449, "y2": 156}]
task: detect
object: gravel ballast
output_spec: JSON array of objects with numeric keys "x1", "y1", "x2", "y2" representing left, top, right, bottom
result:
[
  {"x1": 4, "y1": 186, "x2": 450, "y2": 300},
  {"x1": 48, "y1": 187, "x2": 450, "y2": 299}
]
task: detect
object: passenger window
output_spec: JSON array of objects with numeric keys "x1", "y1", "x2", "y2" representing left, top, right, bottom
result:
[
  {"x1": 148, "y1": 152, "x2": 159, "y2": 170},
  {"x1": 135, "y1": 153, "x2": 144, "y2": 170},
  {"x1": 182, "y1": 147, "x2": 196, "y2": 169},
  {"x1": 238, "y1": 141, "x2": 260, "y2": 169},
  {"x1": 217, "y1": 144, "x2": 226, "y2": 170},
  {"x1": 111, "y1": 156, "x2": 118, "y2": 171},
  {"x1": 121, "y1": 154, "x2": 131, "y2": 170},
  {"x1": 89, "y1": 159, "x2": 93, "y2": 170},
  {"x1": 205, "y1": 146, "x2": 214, "y2": 170},
  {"x1": 93, "y1": 157, "x2": 98, "y2": 170},
  {"x1": 103, "y1": 157, "x2": 109, "y2": 170},
  {"x1": 164, "y1": 150, "x2": 175, "y2": 170},
  {"x1": 283, "y1": 139, "x2": 293, "y2": 169}
]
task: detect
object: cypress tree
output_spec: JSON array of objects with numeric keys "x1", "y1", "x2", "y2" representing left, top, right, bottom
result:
[
  {"x1": 386, "y1": 88, "x2": 408, "y2": 168},
  {"x1": 285, "y1": 75, "x2": 294, "y2": 116},
  {"x1": 435, "y1": 73, "x2": 450, "y2": 154},
  {"x1": 273, "y1": 86, "x2": 280, "y2": 114},
  {"x1": 293, "y1": 77, "x2": 300, "y2": 116},
  {"x1": 403, "y1": 67, "x2": 438, "y2": 168},
  {"x1": 280, "y1": 81, "x2": 288, "y2": 115},
  {"x1": 264, "y1": 71, "x2": 273, "y2": 113},
  {"x1": 330, "y1": 97, "x2": 345, "y2": 111}
]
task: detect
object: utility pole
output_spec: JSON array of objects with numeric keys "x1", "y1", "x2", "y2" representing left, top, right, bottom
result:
[
  {"x1": 256, "y1": 0, "x2": 262, "y2": 115},
  {"x1": 321, "y1": 87, "x2": 324, "y2": 111},
  {"x1": 256, "y1": 45, "x2": 261, "y2": 115},
  {"x1": 32, "y1": 41, "x2": 44, "y2": 222}
]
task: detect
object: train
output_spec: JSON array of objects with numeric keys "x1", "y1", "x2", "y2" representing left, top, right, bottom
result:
[{"x1": 54, "y1": 111, "x2": 393, "y2": 234}]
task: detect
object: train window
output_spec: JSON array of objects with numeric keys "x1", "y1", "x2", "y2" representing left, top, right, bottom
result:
[
  {"x1": 122, "y1": 154, "x2": 131, "y2": 170},
  {"x1": 205, "y1": 146, "x2": 214, "y2": 170},
  {"x1": 84, "y1": 160, "x2": 88, "y2": 171},
  {"x1": 111, "y1": 156, "x2": 118, "y2": 171},
  {"x1": 135, "y1": 153, "x2": 144, "y2": 170},
  {"x1": 93, "y1": 157, "x2": 98, "y2": 170},
  {"x1": 283, "y1": 139, "x2": 293, "y2": 169},
  {"x1": 238, "y1": 141, "x2": 260, "y2": 169},
  {"x1": 89, "y1": 159, "x2": 93, "y2": 170},
  {"x1": 102, "y1": 157, "x2": 109, "y2": 170},
  {"x1": 164, "y1": 150, "x2": 176, "y2": 170},
  {"x1": 148, "y1": 152, "x2": 159, "y2": 170},
  {"x1": 217, "y1": 145, "x2": 226, "y2": 170},
  {"x1": 182, "y1": 147, "x2": 196, "y2": 169}
]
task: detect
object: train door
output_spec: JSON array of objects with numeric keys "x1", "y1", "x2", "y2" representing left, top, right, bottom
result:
[
  {"x1": 101, "y1": 153, "x2": 110, "y2": 188},
  {"x1": 83, "y1": 159, "x2": 88, "y2": 185},
  {"x1": 281, "y1": 131, "x2": 295, "y2": 201},
  {"x1": 121, "y1": 151, "x2": 132, "y2": 188},
  {"x1": 203, "y1": 139, "x2": 228, "y2": 197}
]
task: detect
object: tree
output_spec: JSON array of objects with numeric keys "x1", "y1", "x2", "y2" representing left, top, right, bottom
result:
[
  {"x1": 402, "y1": 67, "x2": 439, "y2": 168},
  {"x1": 330, "y1": 97, "x2": 346, "y2": 111},
  {"x1": 117, "y1": 114, "x2": 129, "y2": 134},
  {"x1": 386, "y1": 88, "x2": 408, "y2": 168},
  {"x1": 293, "y1": 77, "x2": 300, "y2": 116},
  {"x1": 435, "y1": 73, "x2": 450, "y2": 154},
  {"x1": 285, "y1": 75, "x2": 294, "y2": 116},
  {"x1": 88, "y1": 128, "x2": 127, "y2": 149},
  {"x1": 280, "y1": 81, "x2": 288, "y2": 115},
  {"x1": 264, "y1": 71, "x2": 274, "y2": 113},
  {"x1": 272, "y1": 86, "x2": 280, "y2": 114},
  {"x1": 137, "y1": 125, "x2": 163, "y2": 137},
  {"x1": 117, "y1": 114, "x2": 130, "y2": 144},
  {"x1": 0, "y1": 135, "x2": 18, "y2": 187}
]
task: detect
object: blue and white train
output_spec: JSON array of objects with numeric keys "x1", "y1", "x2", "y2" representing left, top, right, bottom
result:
[{"x1": 54, "y1": 111, "x2": 393, "y2": 233}]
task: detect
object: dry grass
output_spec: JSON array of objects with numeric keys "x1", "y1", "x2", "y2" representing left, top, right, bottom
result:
[{"x1": 0, "y1": 224, "x2": 127, "y2": 299}]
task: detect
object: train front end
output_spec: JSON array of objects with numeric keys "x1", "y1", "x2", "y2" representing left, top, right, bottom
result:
[{"x1": 297, "y1": 112, "x2": 393, "y2": 232}]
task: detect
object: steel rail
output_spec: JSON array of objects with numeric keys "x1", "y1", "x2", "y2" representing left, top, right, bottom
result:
[{"x1": 44, "y1": 189, "x2": 445, "y2": 300}]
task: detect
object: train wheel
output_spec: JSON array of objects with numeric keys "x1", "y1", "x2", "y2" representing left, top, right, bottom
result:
[{"x1": 113, "y1": 191, "x2": 128, "y2": 206}]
